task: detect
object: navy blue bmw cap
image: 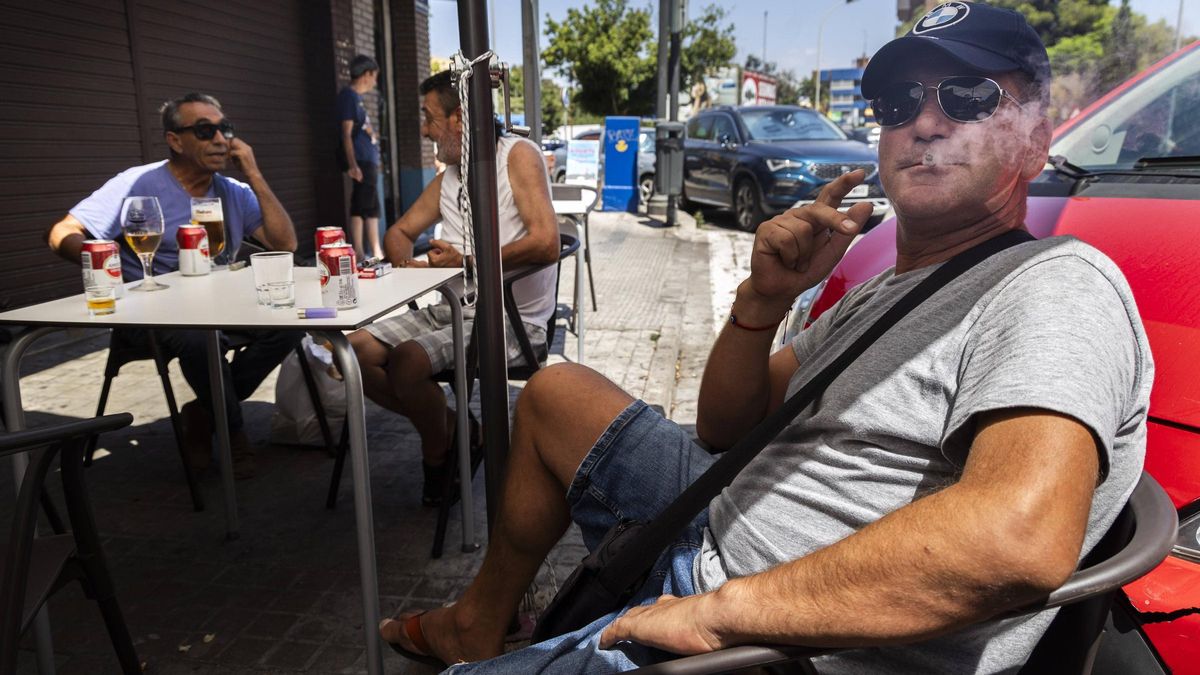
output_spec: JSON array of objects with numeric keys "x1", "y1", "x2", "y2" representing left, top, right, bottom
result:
[{"x1": 860, "y1": 2, "x2": 1051, "y2": 100}]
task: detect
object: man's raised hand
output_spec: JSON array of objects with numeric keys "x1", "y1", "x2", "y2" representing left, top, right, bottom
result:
[
  {"x1": 426, "y1": 239, "x2": 463, "y2": 268},
  {"x1": 746, "y1": 169, "x2": 873, "y2": 310}
]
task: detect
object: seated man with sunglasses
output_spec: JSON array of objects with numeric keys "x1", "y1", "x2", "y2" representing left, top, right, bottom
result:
[
  {"x1": 380, "y1": 4, "x2": 1151, "y2": 674},
  {"x1": 47, "y1": 92, "x2": 300, "y2": 479}
]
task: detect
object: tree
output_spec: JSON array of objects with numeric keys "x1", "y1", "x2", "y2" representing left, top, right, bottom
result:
[
  {"x1": 506, "y1": 65, "x2": 567, "y2": 137},
  {"x1": 680, "y1": 4, "x2": 737, "y2": 91},
  {"x1": 543, "y1": 0, "x2": 657, "y2": 117}
]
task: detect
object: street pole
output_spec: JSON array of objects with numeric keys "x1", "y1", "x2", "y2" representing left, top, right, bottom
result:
[
  {"x1": 521, "y1": 0, "x2": 542, "y2": 144},
  {"x1": 762, "y1": 11, "x2": 767, "y2": 66},
  {"x1": 1175, "y1": 0, "x2": 1185, "y2": 51},
  {"x1": 647, "y1": 0, "x2": 670, "y2": 218},
  {"x1": 667, "y1": 0, "x2": 683, "y2": 227},
  {"x1": 456, "y1": 0, "x2": 507, "y2": 531}
]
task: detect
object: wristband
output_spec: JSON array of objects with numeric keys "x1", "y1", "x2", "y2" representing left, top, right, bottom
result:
[{"x1": 729, "y1": 312, "x2": 778, "y2": 332}]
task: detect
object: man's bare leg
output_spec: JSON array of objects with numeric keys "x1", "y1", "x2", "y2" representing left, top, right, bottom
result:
[
  {"x1": 348, "y1": 330, "x2": 407, "y2": 413},
  {"x1": 348, "y1": 214, "x2": 366, "y2": 260},
  {"x1": 365, "y1": 216, "x2": 383, "y2": 259},
  {"x1": 385, "y1": 341, "x2": 453, "y2": 465},
  {"x1": 380, "y1": 363, "x2": 635, "y2": 662}
]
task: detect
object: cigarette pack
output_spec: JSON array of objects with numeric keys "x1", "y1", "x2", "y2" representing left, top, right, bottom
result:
[{"x1": 358, "y1": 262, "x2": 393, "y2": 279}]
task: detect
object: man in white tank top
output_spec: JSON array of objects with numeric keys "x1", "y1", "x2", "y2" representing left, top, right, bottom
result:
[{"x1": 348, "y1": 71, "x2": 560, "y2": 507}]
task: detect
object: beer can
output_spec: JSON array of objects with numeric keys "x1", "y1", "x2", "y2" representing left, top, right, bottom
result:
[
  {"x1": 318, "y1": 243, "x2": 359, "y2": 309},
  {"x1": 177, "y1": 225, "x2": 210, "y2": 276},
  {"x1": 80, "y1": 239, "x2": 124, "y2": 298},
  {"x1": 315, "y1": 226, "x2": 346, "y2": 251}
]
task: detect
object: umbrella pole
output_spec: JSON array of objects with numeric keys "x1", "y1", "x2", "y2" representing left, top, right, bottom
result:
[{"x1": 457, "y1": 0, "x2": 508, "y2": 532}]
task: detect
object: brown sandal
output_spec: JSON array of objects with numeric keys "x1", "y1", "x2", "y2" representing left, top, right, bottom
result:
[{"x1": 381, "y1": 610, "x2": 448, "y2": 668}]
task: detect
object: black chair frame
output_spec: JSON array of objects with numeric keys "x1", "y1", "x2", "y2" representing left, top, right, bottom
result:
[
  {"x1": 1, "y1": 413, "x2": 141, "y2": 674},
  {"x1": 626, "y1": 472, "x2": 1178, "y2": 675}
]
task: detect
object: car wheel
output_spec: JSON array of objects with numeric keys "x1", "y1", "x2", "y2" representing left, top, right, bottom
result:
[
  {"x1": 639, "y1": 174, "x2": 655, "y2": 204},
  {"x1": 554, "y1": 170, "x2": 566, "y2": 183},
  {"x1": 734, "y1": 179, "x2": 764, "y2": 232}
]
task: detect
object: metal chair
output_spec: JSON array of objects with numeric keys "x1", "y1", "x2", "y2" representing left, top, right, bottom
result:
[
  {"x1": 0, "y1": 413, "x2": 142, "y2": 674},
  {"x1": 550, "y1": 183, "x2": 599, "y2": 313},
  {"x1": 627, "y1": 472, "x2": 1178, "y2": 675}
]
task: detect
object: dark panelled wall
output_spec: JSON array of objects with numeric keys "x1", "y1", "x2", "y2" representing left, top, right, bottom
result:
[
  {"x1": 0, "y1": 0, "x2": 346, "y2": 309},
  {"x1": 0, "y1": 0, "x2": 145, "y2": 308}
]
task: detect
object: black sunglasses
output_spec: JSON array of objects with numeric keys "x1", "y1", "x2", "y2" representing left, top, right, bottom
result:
[
  {"x1": 871, "y1": 76, "x2": 1025, "y2": 128},
  {"x1": 172, "y1": 120, "x2": 235, "y2": 141}
]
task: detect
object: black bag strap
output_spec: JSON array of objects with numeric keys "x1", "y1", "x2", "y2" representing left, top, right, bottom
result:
[{"x1": 596, "y1": 228, "x2": 1037, "y2": 593}]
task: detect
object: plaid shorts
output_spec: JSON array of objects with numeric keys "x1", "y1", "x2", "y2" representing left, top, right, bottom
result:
[{"x1": 362, "y1": 302, "x2": 546, "y2": 372}]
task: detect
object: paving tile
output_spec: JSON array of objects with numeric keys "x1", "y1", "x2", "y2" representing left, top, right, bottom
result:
[{"x1": 261, "y1": 639, "x2": 322, "y2": 670}]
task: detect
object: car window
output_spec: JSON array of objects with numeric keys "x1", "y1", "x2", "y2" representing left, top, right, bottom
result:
[
  {"x1": 1051, "y1": 46, "x2": 1200, "y2": 169},
  {"x1": 740, "y1": 109, "x2": 847, "y2": 141},
  {"x1": 711, "y1": 115, "x2": 738, "y2": 142},
  {"x1": 688, "y1": 116, "x2": 714, "y2": 140}
]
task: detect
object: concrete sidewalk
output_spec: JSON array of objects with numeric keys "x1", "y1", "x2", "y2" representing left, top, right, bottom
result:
[{"x1": 6, "y1": 209, "x2": 753, "y2": 674}]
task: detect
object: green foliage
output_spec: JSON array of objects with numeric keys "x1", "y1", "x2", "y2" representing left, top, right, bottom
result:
[
  {"x1": 543, "y1": 0, "x2": 657, "y2": 117},
  {"x1": 542, "y1": 0, "x2": 738, "y2": 118},
  {"x1": 681, "y1": 5, "x2": 738, "y2": 91}
]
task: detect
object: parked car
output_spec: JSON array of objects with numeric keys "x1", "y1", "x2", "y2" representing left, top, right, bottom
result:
[
  {"x1": 552, "y1": 127, "x2": 657, "y2": 204},
  {"x1": 847, "y1": 125, "x2": 881, "y2": 148},
  {"x1": 682, "y1": 105, "x2": 890, "y2": 231},
  {"x1": 785, "y1": 41, "x2": 1200, "y2": 674}
]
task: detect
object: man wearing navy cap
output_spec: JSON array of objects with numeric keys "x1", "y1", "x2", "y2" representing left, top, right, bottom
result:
[{"x1": 380, "y1": 5, "x2": 1152, "y2": 673}]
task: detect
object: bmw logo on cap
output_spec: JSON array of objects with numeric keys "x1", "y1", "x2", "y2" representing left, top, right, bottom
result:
[{"x1": 912, "y1": 2, "x2": 971, "y2": 35}]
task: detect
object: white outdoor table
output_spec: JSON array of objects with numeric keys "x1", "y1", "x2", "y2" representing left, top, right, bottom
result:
[
  {"x1": 0, "y1": 265, "x2": 471, "y2": 675},
  {"x1": 552, "y1": 189, "x2": 598, "y2": 364}
]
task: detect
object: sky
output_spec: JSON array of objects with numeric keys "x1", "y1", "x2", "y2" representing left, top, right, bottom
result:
[{"x1": 428, "y1": 0, "x2": 1196, "y2": 82}]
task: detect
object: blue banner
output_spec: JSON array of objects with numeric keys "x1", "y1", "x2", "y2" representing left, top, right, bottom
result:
[{"x1": 601, "y1": 116, "x2": 639, "y2": 212}]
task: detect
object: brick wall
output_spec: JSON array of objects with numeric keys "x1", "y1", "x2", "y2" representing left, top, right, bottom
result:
[{"x1": 390, "y1": 0, "x2": 436, "y2": 210}]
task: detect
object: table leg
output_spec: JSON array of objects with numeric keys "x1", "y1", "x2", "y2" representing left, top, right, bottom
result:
[
  {"x1": 204, "y1": 331, "x2": 239, "y2": 540},
  {"x1": 3, "y1": 326, "x2": 61, "y2": 675},
  {"x1": 319, "y1": 331, "x2": 383, "y2": 675},
  {"x1": 438, "y1": 287, "x2": 478, "y2": 553},
  {"x1": 574, "y1": 218, "x2": 586, "y2": 365}
]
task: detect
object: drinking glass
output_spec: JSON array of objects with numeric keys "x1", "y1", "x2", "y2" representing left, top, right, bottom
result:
[
  {"x1": 191, "y1": 197, "x2": 229, "y2": 267},
  {"x1": 120, "y1": 196, "x2": 168, "y2": 291},
  {"x1": 250, "y1": 251, "x2": 294, "y2": 308},
  {"x1": 84, "y1": 285, "x2": 116, "y2": 316}
]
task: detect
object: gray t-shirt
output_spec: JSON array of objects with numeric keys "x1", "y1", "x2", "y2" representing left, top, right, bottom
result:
[{"x1": 694, "y1": 236, "x2": 1153, "y2": 674}]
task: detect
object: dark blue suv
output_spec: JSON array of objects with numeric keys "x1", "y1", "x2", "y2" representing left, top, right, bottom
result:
[{"x1": 682, "y1": 106, "x2": 889, "y2": 231}]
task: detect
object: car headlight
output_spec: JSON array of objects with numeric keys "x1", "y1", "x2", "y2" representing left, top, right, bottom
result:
[
  {"x1": 766, "y1": 158, "x2": 804, "y2": 172},
  {"x1": 1174, "y1": 510, "x2": 1200, "y2": 563}
]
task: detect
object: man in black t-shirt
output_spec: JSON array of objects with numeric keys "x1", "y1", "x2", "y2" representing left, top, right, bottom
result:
[{"x1": 337, "y1": 54, "x2": 383, "y2": 259}]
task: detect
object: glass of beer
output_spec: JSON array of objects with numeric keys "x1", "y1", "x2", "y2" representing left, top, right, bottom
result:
[
  {"x1": 191, "y1": 197, "x2": 227, "y2": 267},
  {"x1": 120, "y1": 196, "x2": 168, "y2": 291},
  {"x1": 85, "y1": 285, "x2": 116, "y2": 316}
]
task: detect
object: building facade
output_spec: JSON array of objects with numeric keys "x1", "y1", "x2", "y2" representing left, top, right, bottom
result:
[
  {"x1": 0, "y1": 0, "x2": 433, "y2": 309},
  {"x1": 820, "y1": 57, "x2": 872, "y2": 127}
]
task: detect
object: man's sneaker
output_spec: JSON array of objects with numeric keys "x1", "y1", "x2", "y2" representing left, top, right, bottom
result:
[
  {"x1": 231, "y1": 430, "x2": 256, "y2": 479},
  {"x1": 180, "y1": 400, "x2": 212, "y2": 472}
]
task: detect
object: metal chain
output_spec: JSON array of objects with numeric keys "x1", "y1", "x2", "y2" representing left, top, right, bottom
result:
[{"x1": 452, "y1": 49, "x2": 494, "y2": 308}]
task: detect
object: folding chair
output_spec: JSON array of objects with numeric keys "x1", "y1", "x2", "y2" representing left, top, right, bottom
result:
[
  {"x1": 628, "y1": 472, "x2": 1178, "y2": 675},
  {"x1": 550, "y1": 183, "x2": 599, "y2": 313},
  {"x1": 0, "y1": 413, "x2": 141, "y2": 674}
]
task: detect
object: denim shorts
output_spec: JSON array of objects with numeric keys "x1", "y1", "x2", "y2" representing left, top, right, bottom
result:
[{"x1": 446, "y1": 400, "x2": 717, "y2": 674}]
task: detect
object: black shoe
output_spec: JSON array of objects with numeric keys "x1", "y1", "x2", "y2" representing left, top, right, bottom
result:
[{"x1": 421, "y1": 415, "x2": 482, "y2": 507}]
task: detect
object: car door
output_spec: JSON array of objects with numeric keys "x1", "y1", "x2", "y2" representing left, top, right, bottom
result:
[
  {"x1": 684, "y1": 115, "x2": 715, "y2": 201},
  {"x1": 706, "y1": 113, "x2": 741, "y2": 206}
]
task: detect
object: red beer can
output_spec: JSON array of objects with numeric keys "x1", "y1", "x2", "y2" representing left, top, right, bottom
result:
[
  {"x1": 314, "y1": 226, "x2": 346, "y2": 251},
  {"x1": 177, "y1": 225, "x2": 210, "y2": 276},
  {"x1": 318, "y1": 243, "x2": 359, "y2": 309},
  {"x1": 80, "y1": 239, "x2": 124, "y2": 298}
]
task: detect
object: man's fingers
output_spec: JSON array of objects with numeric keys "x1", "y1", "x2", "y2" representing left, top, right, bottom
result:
[{"x1": 815, "y1": 168, "x2": 867, "y2": 208}]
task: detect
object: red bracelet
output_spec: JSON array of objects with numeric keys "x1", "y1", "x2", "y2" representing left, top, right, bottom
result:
[{"x1": 729, "y1": 312, "x2": 778, "y2": 332}]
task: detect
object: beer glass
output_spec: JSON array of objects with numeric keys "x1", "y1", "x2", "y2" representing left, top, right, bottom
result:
[
  {"x1": 120, "y1": 196, "x2": 168, "y2": 291},
  {"x1": 190, "y1": 197, "x2": 228, "y2": 267}
]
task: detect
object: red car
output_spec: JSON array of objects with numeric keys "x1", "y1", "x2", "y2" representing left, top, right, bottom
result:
[{"x1": 789, "y1": 42, "x2": 1200, "y2": 674}]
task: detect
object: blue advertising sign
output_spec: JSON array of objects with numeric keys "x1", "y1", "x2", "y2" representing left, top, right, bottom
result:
[{"x1": 601, "y1": 116, "x2": 639, "y2": 212}]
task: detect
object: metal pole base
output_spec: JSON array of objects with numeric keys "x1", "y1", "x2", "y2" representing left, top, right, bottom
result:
[{"x1": 647, "y1": 193, "x2": 668, "y2": 217}]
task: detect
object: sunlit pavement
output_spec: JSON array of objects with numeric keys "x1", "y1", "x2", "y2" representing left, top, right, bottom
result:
[{"x1": 6, "y1": 207, "x2": 754, "y2": 674}]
